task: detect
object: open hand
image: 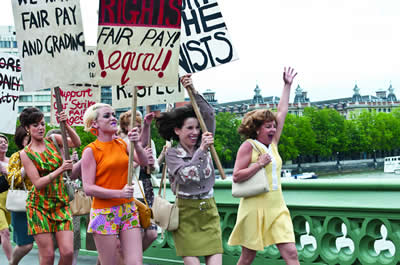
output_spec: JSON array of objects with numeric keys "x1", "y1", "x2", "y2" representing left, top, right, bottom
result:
[{"x1": 283, "y1": 66, "x2": 297, "y2": 85}]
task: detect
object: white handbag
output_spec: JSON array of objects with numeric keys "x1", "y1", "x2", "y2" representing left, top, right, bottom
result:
[
  {"x1": 232, "y1": 140, "x2": 269, "y2": 198},
  {"x1": 6, "y1": 172, "x2": 28, "y2": 212},
  {"x1": 152, "y1": 165, "x2": 179, "y2": 231}
]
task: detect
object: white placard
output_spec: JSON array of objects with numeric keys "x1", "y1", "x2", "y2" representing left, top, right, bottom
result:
[
  {"x1": 12, "y1": 0, "x2": 88, "y2": 91},
  {"x1": 179, "y1": 0, "x2": 239, "y2": 75},
  {"x1": 95, "y1": 0, "x2": 182, "y2": 87},
  {"x1": 0, "y1": 53, "x2": 22, "y2": 134}
]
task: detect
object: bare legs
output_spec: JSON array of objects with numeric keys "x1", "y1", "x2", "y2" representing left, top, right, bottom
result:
[
  {"x1": 277, "y1": 243, "x2": 299, "y2": 265},
  {"x1": 0, "y1": 228, "x2": 12, "y2": 261},
  {"x1": 34, "y1": 231, "x2": 73, "y2": 265},
  {"x1": 9, "y1": 243, "x2": 33, "y2": 265},
  {"x1": 182, "y1": 254, "x2": 222, "y2": 265},
  {"x1": 141, "y1": 229, "x2": 157, "y2": 251},
  {"x1": 237, "y1": 243, "x2": 299, "y2": 265},
  {"x1": 94, "y1": 228, "x2": 143, "y2": 265}
]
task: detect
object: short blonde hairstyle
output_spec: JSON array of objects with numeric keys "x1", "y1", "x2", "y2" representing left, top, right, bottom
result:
[
  {"x1": 83, "y1": 103, "x2": 112, "y2": 132},
  {"x1": 238, "y1": 109, "x2": 277, "y2": 139},
  {"x1": 119, "y1": 110, "x2": 143, "y2": 135}
]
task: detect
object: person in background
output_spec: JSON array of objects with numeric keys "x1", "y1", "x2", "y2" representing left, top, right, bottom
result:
[
  {"x1": 81, "y1": 103, "x2": 148, "y2": 265},
  {"x1": 0, "y1": 133, "x2": 12, "y2": 262},
  {"x1": 6, "y1": 126, "x2": 34, "y2": 265},
  {"x1": 20, "y1": 107, "x2": 81, "y2": 265},
  {"x1": 228, "y1": 67, "x2": 299, "y2": 265},
  {"x1": 46, "y1": 129, "x2": 82, "y2": 265},
  {"x1": 119, "y1": 110, "x2": 159, "y2": 251},
  {"x1": 155, "y1": 75, "x2": 223, "y2": 265}
]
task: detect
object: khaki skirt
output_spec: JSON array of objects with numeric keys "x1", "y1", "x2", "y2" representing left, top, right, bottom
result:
[{"x1": 172, "y1": 197, "x2": 223, "y2": 257}]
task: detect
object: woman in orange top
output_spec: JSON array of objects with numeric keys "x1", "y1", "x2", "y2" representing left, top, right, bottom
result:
[{"x1": 81, "y1": 103, "x2": 148, "y2": 265}]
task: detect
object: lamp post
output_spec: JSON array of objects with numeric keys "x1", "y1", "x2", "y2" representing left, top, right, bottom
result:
[
  {"x1": 297, "y1": 155, "x2": 302, "y2": 173},
  {"x1": 373, "y1": 149, "x2": 377, "y2": 168}
]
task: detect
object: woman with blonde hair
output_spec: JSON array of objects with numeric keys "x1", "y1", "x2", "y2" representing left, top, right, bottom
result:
[
  {"x1": 81, "y1": 103, "x2": 148, "y2": 265},
  {"x1": 228, "y1": 67, "x2": 300, "y2": 265},
  {"x1": 119, "y1": 109, "x2": 159, "y2": 251}
]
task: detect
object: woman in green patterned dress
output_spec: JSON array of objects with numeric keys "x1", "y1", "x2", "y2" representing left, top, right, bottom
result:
[{"x1": 20, "y1": 107, "x2": 81, "y2": 265}]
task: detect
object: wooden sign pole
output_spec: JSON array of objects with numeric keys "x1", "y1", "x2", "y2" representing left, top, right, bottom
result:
[
  {"x1": 127, "y1": 86, "x2": 138, "y2": 186},
  {"x1": 186, "y1": 85, "x2": 226, "y2": 179},
  {"x1": 53, "y1": 87, "x2": 71, "y2": 175},
  {"x1": 146, "y1": 105, "x2": 152, "y2": 175}
]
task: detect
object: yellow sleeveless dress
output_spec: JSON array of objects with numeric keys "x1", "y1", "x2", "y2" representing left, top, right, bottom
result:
[{"x1": 228, "y1": 140, "x2": 295, "y2": 251}]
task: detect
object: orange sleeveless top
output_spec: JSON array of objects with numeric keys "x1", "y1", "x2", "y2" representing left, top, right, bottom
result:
[{"x1": 85, "y1": 138, "x2": 133, "y2": 209}]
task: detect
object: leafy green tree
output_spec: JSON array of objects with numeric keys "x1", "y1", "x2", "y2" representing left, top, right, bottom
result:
[{"x1": 214, "y1": 112, "x2": 242, "y2": 167}]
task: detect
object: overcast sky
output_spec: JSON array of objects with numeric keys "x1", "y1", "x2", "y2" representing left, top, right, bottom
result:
[{"x1": 2, "y1": 0, "x2": 399, "y2": 103}]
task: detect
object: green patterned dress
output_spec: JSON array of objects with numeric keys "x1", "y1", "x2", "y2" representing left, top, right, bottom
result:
[{"x1": 24, "y1": 138, "x2": 73, "y2": 235}]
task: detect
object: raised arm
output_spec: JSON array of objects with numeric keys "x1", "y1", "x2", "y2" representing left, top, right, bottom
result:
[
  {"x1": 20, "y1": 150, "x2": 73, "y2": 190},
  {"x1": 139, "y1": 112, "x2": 155, "y2": 148},
  {"x1": 127, "y1": 127, "x2": 148, "y2": 166},
  {"x1": 181, "y1": 75, "x2": 216, "y2": 134},
  {"x1": 274, "y1": 67, "x2": 297, "y2": 144},
  {"x1": 55, "y1": 111, "x2": 81, "y2": 148}
]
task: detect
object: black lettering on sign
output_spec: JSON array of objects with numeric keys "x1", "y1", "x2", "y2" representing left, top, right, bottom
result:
[
  {"x1": 17, "y1": 0, "x2": 38, "y2": 6},
  {"x1": 179, "y1": 31, "x2": 233, "y2": 72},
  {"x1": 99, "y1": 0, "x2": 182, "y2": 28}
]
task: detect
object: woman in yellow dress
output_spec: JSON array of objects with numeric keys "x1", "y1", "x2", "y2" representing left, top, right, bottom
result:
[{"x1": 228, "y1": 67, "x2": 300, "y2": 265}]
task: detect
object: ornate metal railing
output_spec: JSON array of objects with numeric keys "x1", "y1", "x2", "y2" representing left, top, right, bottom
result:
[{"x1": 79, "y1": 178, "x2": 400, "y2": 265}]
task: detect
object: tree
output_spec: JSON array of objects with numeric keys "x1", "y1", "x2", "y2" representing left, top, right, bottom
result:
[{"x1": 214, "y1": 112, "x2": 242, "y2": 168}]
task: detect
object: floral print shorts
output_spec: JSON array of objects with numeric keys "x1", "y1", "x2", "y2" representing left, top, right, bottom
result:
[{"x1": 88, "y1": 202, "x2": 140, "y2": 235}]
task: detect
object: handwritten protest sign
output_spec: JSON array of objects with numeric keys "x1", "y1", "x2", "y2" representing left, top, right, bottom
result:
[
  {"x1": 179, "y1": 0, "x2": 238, "y2": 75},
  {"x1": 95, "y1": 0, "x2": 182, "y2": 87},
  {"x1": 112, "y1": 84, "x2": 184, "y2": 108},
  {"x1": 12, "y1": 0, "x2": 88, "y2": 91},
  {"x1": 50, "y1": 85, "x2": 100, "y2": 126},
  {"x1": 0, "y1": 53, "x2": 22, "y2": 134}
]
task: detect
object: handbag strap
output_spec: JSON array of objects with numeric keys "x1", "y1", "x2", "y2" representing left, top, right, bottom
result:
[
  {"x1": 134, "y1": 169, "x2": 149, "y2": 209},
  {"x1": 10, "y1": 171, "x2": 27, "y2": 191},
  {"x1": 247, "y1": 139, "x2": 265, "y2": 155}
]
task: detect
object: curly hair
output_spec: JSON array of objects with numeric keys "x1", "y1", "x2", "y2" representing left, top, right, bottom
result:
[
  {"x1": 155, "y1": 104, "x2": 196, "y2": 141},
  {"x1": 14, "y1": 126, "x2": 29, "y2": 150},
  {"x1": 238, "y1": 109, "x2": 278, "y2": 139},
  {"x1": 19, "y1": 107, "x2": 44, "y2": 128},
  {"x1": 119, "y1": 110, "x2": 143, "y2": 135}
]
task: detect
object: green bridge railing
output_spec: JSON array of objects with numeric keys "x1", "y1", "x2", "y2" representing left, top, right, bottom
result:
[{"x1": 78, "y1": 178, "x2": 400, "y2": 265}]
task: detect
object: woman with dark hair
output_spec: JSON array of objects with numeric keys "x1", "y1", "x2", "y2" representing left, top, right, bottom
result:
[
  {"x1": 19, "y1": 107, "x2": 81, "y2": 265},
  {"x1": 228, "y1": 67, "x2": 299, "y2": 265},
  {"x1": 6, "y1": 126, "x2": 34, "y2": 265},
  {"x1": 0, "y1": 133, "x2": 12, "y2": 261},
  {"x1": 155, "y1": 75, "x2": 223, "y2": 265}
]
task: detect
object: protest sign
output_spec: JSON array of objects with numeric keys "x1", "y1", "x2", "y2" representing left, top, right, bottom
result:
[
  {"x1": 95, "y1": 0, "x2": 182, "y2": 87},
  {"x1": 12, "y1": 0, "x2": 88, "y2": 91},
  {"x1": 179, "y1": 0, "x2": 238, "y2": 75},
  {"x1": 0, "y1": 53, "x2": 22, "y2": 134},
  {"x1": 50, "y1": 85, "x2": 100, "y2": 126},
  {"x1": 112, "y1": 84, "x2": 184, "y2": 108}
]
